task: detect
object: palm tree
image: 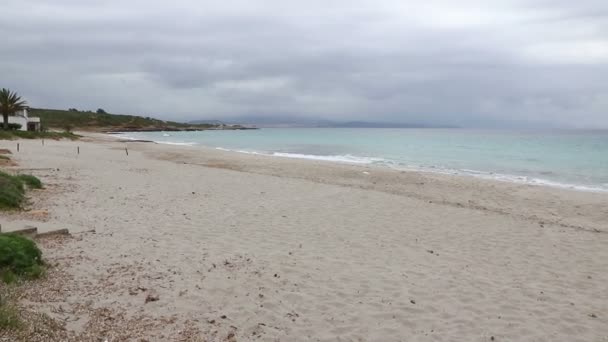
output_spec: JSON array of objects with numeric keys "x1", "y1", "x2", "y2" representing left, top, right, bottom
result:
[{"x1": 0, "y1": 88, "x2": 28, "y2": 130}]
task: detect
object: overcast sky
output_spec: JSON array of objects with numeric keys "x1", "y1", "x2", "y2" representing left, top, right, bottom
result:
[{"x1": 2, "y1": 0, "x2": 607, "y2": 127}]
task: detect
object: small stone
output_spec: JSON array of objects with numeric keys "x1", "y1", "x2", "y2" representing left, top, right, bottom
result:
[
  {"x1": 410, "y1": 300, "x2": 416, "y2": 304},
  {"x1": 221, "y1": 315, "x2": 227, "y2": 319},
  {"x1": 589, "y1": 313, "x2": 597, "y2": 318},
  {"x1": 145, "y1": 293, "x2": 159, "y2": 303}
]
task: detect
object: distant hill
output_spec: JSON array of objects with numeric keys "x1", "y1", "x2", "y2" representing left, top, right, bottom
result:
[
  {"x1": 29, "y1": 108, "x2": 218, "y2": 131},
  {"x1": 192, "y1": 116, "x2": 457, "y2": 128},
  {"x1": 188, "y1": 119, "x2": 226, "y2": 125}
]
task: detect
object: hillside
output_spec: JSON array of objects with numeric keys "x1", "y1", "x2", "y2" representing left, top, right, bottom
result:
[{"x1": 29, "y1": 108, "x2": 218, "y2": 131}]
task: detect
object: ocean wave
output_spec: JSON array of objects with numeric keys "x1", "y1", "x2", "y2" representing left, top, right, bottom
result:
[
  {"x1": 107, "y1": 133, "x2": 137, "y2": 140},
  {"x1": 215, "y1": 147, "x2": 264, "y2": 155},
  {"x1": 271, "y1": 152, "x2": 386, "y2": 164},
  {"x1": 109, "y1": 133, "x2": 198, "y2": 146},
  {"x1": 406, "y1": 166, "x2": 608, "y2": 193},
  {"x1": 155, "y1": 141, "x2": 198, "y2": 146},
  {"x1": 215, "y1": 148, "x2": 385, "y2": 164},
  {"x1": 213, "y1": 146, "x2": 608, "y2": 192}
]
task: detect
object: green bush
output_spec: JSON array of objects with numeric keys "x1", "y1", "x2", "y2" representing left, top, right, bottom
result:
[
  {"x1": 0, "y1": 233, "x2": 43, "y2": 283},
  {"x1": 0, "y1": 172, "x2": 43, "y2": 209},
  {"x1": 0, "y1": 172, "x2": 25, "y2": 209},
  {"x1": 15, "y1": 175, "x2": 42, "y2": 189},
  {"x1": 0, "y1": 299, "x2": 21, "y2": 329},
  {"x1": 1, "y1": 271, "x2": 18, "y2": 284},
  {"x1": 5, "y1": 123, "x2": 22, "y2": 131},
  {"x1": 0, "y1": 130, "x2": 80, "y2": 140}
]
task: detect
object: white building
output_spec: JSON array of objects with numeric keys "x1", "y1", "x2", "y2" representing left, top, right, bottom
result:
[{"x1": 8, "y1": 108, "x2": 41, "y2": 131}]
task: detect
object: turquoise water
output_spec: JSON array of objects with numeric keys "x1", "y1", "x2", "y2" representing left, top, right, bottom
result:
[{"x1": 118, "y1": 128, "x2": 608, "y2": 192}]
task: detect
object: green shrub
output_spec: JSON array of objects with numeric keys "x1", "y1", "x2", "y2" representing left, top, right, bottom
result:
[
  {"x1": 0, "y1": 299, "x2": 21, "y2": 329},
  {"x1": 5, "y1": 123, "x2": 22, "y2": 131},
  {"x1": 0, "y1": 233, "x2": 43, "y2": 283},
  {"x1": 0, "y1": 172, "x2": 43, "y2": 209},
  {"x1": 0, "y1": 130, "x2": 80, "y2": 140},
  {"x1": 0, "y1": 172, "x2": 25, "y2": 209},
  {"x1": 15, "y1": 175, "x2": 42, "y2": 189},
  {"x1": 1, "y1": 270, "x2": 17, "y2": 284}
]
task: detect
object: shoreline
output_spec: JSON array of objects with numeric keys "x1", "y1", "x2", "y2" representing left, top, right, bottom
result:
[
  {"x1": 1, "y1": 135, "x2": 606, "y2": 340},
  {"x1": 94, "y1": 132, "x2": 608, "y2": 233},
  {"x1": 112, "y1": 132, "x2": 608, "y2": 194}
]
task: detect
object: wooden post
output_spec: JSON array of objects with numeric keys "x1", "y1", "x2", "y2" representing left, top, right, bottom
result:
[
  {"x1": 17, "y1": 143, "x2": 19, "y2": 152},
  {"x1": 77, "y1": 146, "x2": 80, "y2": 154},
  {"x1": 42, "y1": 139, "x2": 44, "y2": 146},
  {"x1": 125, "y1": 147, "x2": 129, "y2": 156}
]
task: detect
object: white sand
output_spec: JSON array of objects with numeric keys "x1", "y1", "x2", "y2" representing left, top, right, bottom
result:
[{"x1": 1, "y1": 135, "x2": 607, "y2": 341}]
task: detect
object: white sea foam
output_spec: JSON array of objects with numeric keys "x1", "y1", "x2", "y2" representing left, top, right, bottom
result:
[
  {"x1": 216, "y1": 148, "x2": 384, "y2": 164},
  {"x1": 403, "y1": 165, "x2": 608, "y2": 193},
  {"x1": 106, "y1": 133, "x2": 136, "y2": 140},
  {"x1": 215, "y1": 147, "x2": 264, "y2": 155},
  {"x1": 155, "y1": 141, "x2": 198, "y2": 146},
  {"x1": 114, "y1": 133, "x2": 197, "y2": 146},
  {"x1": 271, "y1": 152, "x2": 385, "y2": 164}
]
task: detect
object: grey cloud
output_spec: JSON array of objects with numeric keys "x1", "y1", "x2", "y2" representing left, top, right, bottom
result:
[{"x1": 1, "y1": 0, "x2": 607, "y2": 127}]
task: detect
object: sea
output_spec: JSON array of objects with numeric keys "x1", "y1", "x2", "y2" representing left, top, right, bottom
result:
[{"x1": 116, "y1": 128, "x2": 608, "y2": 193}]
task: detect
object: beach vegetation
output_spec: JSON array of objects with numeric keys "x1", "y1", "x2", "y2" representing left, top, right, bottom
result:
[
  {"x1": 0, "y1": 233, "x2": 43, "y2": 283},
  {"x1": 0, "y1": 171, "x2": 42, "y2": 209},
  {"x1": 15, "y1": 175, "x2": 43, "y2": 189},
  {"x1": 5, "y1": 123, "x2": 22, "y2": 131},
  {"x1": 0, "y1": 234, "x2": 45, "y2": 333},
  {"x1": 28, "y1": 107, "x2": 217, "y2": 131},
  {"x1": 0, "y1": 130, "x2": 80, "y2": 140},
  {"x1": 0, "y1": 89, "x2": 27, "y2": 131},
  {"x1": 0, "y1": 298, "x2": 22, "y2": 329},
  {"x1": 0, "y1": 172, "x2": 25, "y2": 209}
]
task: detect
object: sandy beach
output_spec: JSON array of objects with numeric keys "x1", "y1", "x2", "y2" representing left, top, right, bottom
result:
[{"x1": 1, "y1": 134, "x2": 607, "y2": 341}]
